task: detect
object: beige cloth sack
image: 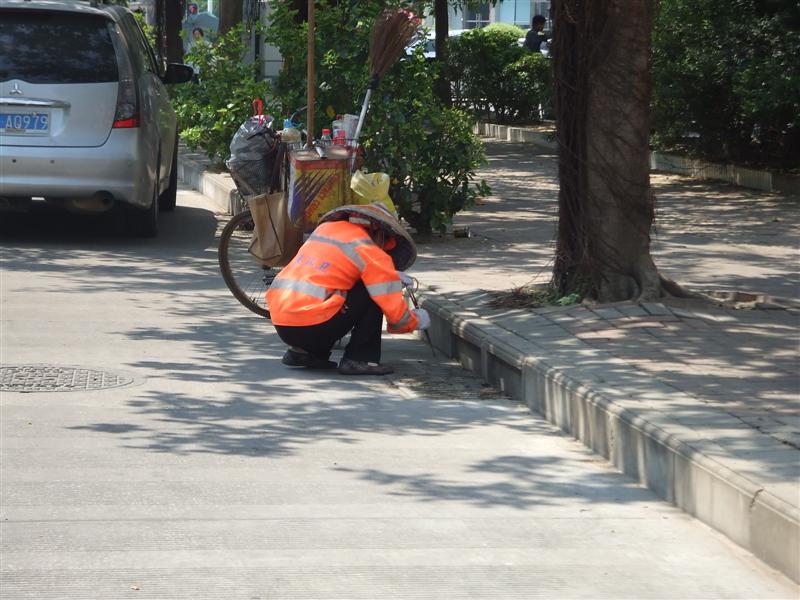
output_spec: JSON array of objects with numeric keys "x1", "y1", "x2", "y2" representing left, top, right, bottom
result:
[{"x1": 246, "y1": 191, "x2": 303, "y2": 267}]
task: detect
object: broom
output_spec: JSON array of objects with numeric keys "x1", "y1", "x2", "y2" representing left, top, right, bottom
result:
[{"x1": 351, "y1": 8, "x2": 421, "y2": 149}]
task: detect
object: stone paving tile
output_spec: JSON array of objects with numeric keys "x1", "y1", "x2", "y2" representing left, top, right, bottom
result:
[
  {"x1": 641, "y1": 302, "x2": 673, "y2": 316},
  {"x1": 615, "y1": 319, "x2": 667, "y2": 329},
  {"x1": 615, "y1": 305, "x2": 651, "y2": 318},
  {"x1": 591, "y1": 307, "x2": 626, "y2": 320}
]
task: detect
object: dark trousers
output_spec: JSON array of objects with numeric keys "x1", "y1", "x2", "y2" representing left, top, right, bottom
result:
[{"x1": 274, "y1": 281, "x2": 383, "y2": 363}]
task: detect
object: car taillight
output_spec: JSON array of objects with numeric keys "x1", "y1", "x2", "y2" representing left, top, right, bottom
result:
[
  {"x1": 112, "y1": 114, "x2": 140, "y2": 128},
  {"x1": 111, "y1": 24, "x2": 140, "y2": 128}
]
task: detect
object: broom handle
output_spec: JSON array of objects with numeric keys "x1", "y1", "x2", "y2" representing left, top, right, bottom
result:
[
  {"x1": 305, "y1": 0, "x2": 315, "y2": 149},
  {"x1": 352, "y1": 88, "x2": 371, "y2": 147},
  {"x1": 352, "y1": 74, "x2": 379, "y2": 147},
  {"x1": 349, "y1": 88, "x2": 372, "y2": 172}
]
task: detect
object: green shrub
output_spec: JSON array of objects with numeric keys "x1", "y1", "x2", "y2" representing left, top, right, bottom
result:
[
  {"x1": 483, "y1": 22, "x2": 527, "y2": 37},
  {"x1": 362, "y1": 54, "x2": 490, "y2": 234},
  {"x1": 263, "y1": 0, "x2": 490, "y2": 234},
  {"x1": 500, "y1": 52, "x2": 552, "y2": 123},
  {"x1": 448, "y1": 23, "x2": 550, "y2": 123},
  {"x1": 652, "y1": 0, "x2": 800, "y2": 167},
  {"x1": 172, "y1": 25, "x2": 271, "y2": 165}
]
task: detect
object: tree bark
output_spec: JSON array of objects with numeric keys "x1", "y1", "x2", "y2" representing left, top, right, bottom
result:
[
  {"x1": 164, "y1": 0, "x2": 183, "y2": 63},
  {"x1": 433, "y1": 0, "x2": 451, "y2": 106},
  {"x1": 553, "y1": 0, "x2": 662, "y2": 302},
  {"x1": 219, "y1": 0, "x2": 243, "y2": 35}
]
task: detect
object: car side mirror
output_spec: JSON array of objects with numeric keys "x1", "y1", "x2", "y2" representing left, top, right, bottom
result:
[{"x1": 162, "y1": 63, "x2": 194, "y2": 85}]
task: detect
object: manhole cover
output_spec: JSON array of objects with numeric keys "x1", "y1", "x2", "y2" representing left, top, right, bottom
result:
[{"x1": 1, "y1": 365, "x2": 134, "y2": 393}]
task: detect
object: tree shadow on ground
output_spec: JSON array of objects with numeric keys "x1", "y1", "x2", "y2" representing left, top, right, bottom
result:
[
  {"x1": 335, "y1": 452, "x2": 654, "y2": 510},
  {"x1": 2, "y1": 197, "x2": 670, "y2": 511},
  {"x1": 412, "y1": 140, "x2": 799, "y2": 297}
]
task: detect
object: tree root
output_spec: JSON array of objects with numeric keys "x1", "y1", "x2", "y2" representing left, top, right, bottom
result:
[{"x1": 658, "y1": 274, "x2": 706, "y2": 300}]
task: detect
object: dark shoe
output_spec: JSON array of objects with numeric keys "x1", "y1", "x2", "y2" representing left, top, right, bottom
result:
[
  {"x1": 338, "y1": 358, "x2": 394, "y2": 375},
  {"x1": 282, "y1": 349, "x2": 337, "y2": 369}
]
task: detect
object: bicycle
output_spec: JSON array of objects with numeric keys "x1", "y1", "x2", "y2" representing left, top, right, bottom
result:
[
  {"x1": 218, "y1": 208, "x2": 277, "y2": 318},
  {"x1": 218, "y1": 106, "x2": 366, "y2": 319},
  {"x1": 218, "y1": 106, "x2": 309, "y2": 319}
]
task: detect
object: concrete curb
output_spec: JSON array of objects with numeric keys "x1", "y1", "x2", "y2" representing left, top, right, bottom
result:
[
  {"x1": 418, "y1": 291, "x2": 799, "y2": 583},
  {"x1": 178, "y1": 148, "x2": 799, "y2": 583},
  {"x1": 475, "y1": 122, "x2": 557, "y2": 151},
  {"x1": 475, "y1": 121, "x2": 800, "y2": 195},
  {"x1": 649, "y1": 152, "x2": 800, "y2": 195},
  {"x1": 177, "y1": 149, "x2": 244, "y2": 215}
]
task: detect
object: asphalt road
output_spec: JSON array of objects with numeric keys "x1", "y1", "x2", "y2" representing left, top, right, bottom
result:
[{"x1": 1, "y1": 187, "x2": 796, "y2": 599}]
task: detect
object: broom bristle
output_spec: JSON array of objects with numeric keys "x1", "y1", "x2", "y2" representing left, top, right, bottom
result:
[{"x1": 369, "y1": 8, "x2": 421, "y2": 78}]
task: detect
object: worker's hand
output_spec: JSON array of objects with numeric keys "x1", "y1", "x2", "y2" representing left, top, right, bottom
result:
[
  {"x1": 413, "y1": 308, "x2": 430, "y2": 331},
  {"x1": 398, "y1": 271, "x2": 415, "y2": 289}
]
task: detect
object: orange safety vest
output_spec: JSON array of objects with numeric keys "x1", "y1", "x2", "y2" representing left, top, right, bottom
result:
[{"x1": 267, "y1": 220, "x2": 419, "y2": 333}]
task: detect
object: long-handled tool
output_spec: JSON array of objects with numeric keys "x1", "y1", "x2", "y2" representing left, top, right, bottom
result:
[
  {"x1": 406, "y1": 281, "x2": 436, "y2": 358},
  {"x1": 351, "y1": 8, "x2": 421, "y2": 153},
  {"x1": 305, "y1": 0, "x2": 315, "y2": 149}
]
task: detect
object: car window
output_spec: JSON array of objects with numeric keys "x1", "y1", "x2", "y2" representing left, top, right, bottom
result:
[
  {"x1": 122, "y1": 12, "x2": 159, "y2": 75},
  {"x1": 0, "y1": 12, "x2": 119, "y2": 84},
  {"x1": 136, "y1": 23, "x2": 161, "y2": 75}
]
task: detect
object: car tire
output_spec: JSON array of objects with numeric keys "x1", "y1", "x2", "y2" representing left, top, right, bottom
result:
[
  {"x1": 159, "y1": 137, "x2": 178, "y2": 212},
  {"x1": 128, "y1": 177, "x2": 159, "y2": 238}
]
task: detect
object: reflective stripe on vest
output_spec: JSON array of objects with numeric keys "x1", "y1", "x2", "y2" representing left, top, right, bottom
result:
[
  {"x1": 270, "y1": 278, "x2": 342, "y2": 300},
  {"x1": 366, "y1": 280, "x2": 404, "y2": 297},
  {"x1": 307, "y1": 233, "x2": 372, "y2": 272},
  {"x1": 390, "y1": 308, "x2": 413, "y2": 329}
]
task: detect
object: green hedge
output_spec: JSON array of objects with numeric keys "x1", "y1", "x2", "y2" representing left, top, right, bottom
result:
[
  {"x1": 441, "y1": 3, "x2": 797, "y2": 168},
  {"x1": 447, "y1": 24, "x2": 552, "y2": 124},
  {"x1": 652, "y1": 0, "x2": 800, "y2": 168}
]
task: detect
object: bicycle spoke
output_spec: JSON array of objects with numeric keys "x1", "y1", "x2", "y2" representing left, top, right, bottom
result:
[{"x1": 218, "y1": 210, "x2": 273, "y2": 318}]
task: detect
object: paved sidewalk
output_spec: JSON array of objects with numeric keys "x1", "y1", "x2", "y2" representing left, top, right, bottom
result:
[
  {"x1": 412, "y1": 140, "x2": 800, "y2": 580},
  {"x1": 4, "y1": 187, "x2": 797, "y2": 598},
  {"x1": 173, "y1": 141, "x2": 798, "y2": 583}
]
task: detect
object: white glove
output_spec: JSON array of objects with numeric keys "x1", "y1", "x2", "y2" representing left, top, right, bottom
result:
[
  {"x1": 398, "y1": 271, "x2": 414, "y2": 288},
  {"x1": 413, "y1": 308, "x2": 431, "y2": 331}
]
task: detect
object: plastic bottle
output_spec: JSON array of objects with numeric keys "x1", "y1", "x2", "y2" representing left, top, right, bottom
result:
[
  {"x1": 280, "y1": 118, "x2": 301, "y2": 143},
  {"x1": 331, "y1": 115, "x2": 344, "y2": 133},
  {"x1": 320, "y1": 128, "x2": 332, "y2": 146},
  {"x1": 333, "y1": 129, "x2": 347, "y2": 146}
]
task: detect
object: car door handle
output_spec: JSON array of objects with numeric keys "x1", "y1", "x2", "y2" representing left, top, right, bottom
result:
[{"x1": 0, "y1": 97, "x2": 71, "y2": 109}]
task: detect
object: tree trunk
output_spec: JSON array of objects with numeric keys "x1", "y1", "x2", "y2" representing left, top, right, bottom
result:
[
  {"x1": 219, "y1": 0, "x2": 243, "y2": 35},
  {"x1": 553, "y1": 0, "x2": 664, "y2": 302},
  {"x1": 164, "y1": 0, "x2": 183, "y2": 63},
  {"x1": 433, "y1": 0, "x2": 451, "y2": 106}
]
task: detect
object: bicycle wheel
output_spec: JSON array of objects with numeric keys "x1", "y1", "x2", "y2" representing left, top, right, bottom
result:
[{"x1": 218, "y1": 210, "x2": 277, "y2": 318}]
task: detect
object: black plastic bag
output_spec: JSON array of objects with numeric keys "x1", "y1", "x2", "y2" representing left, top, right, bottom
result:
[{"x1": 226, "y1": 115, "x2": 279, "y2": 197}]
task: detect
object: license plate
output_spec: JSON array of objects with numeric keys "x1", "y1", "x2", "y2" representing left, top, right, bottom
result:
[{"x1": 0, "y1": 112, "x2": 50, "y2": 135}]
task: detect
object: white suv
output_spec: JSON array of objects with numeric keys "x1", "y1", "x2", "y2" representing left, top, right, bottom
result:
[{"x1": 0, "y1": 0, "x2": 193, "y2": 236}]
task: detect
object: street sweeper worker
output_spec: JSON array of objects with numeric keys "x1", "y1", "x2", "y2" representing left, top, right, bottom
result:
[{"x1": 266, "y1": 202, "x2": 430, "y2": 376}]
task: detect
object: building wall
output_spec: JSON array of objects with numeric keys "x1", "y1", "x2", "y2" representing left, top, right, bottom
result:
[
  {"x1": 449, "y1": 1, "x2": 552, "y2": 31},
  {"x1": 260, "y1": 0, "x2": 282, "y2": 80}
]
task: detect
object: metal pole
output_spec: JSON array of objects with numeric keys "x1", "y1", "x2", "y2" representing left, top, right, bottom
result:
[{"x1": 305, "y1": 0, "x2": 315, "y2": 149}]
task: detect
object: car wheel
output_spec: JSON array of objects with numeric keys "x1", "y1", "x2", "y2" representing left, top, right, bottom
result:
[
  {"x1": 159, "y1": 136, "x2": 178, "y2": 212},
  {"x1": 128, "y1": 177, "x2": 159, "y2": 238}
]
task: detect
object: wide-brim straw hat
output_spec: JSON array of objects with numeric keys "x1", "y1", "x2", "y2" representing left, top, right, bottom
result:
[{"x1": 319, "y1": 203, "x2": 417, "y2": 271}]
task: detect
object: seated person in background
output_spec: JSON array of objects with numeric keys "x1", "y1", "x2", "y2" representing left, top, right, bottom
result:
[
  {"x1": 525, "y1": 15, "x2": 549, "y2": 53},
  {"x1": 267, "y1": 203, "x2": 430, "y2": 376}
]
